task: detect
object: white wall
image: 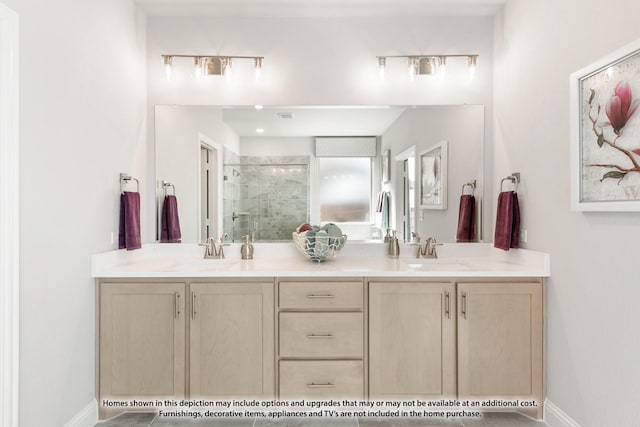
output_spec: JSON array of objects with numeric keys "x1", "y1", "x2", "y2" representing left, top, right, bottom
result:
[
  {"x1": 381, "y1": 106, "x2": 485, "y2": 241},
  {"x1": 155, "y1": 105, "x2": 240, "y2": 242},
  {"x1": 493, "y1": 0, "x2": 640, "y2": 425},
  {"x1": 147, "y1": 16, "x2": 494, "y2": 107},
  {"x1": 1, "y1": 0, "x2": 147, "y2": 425}
]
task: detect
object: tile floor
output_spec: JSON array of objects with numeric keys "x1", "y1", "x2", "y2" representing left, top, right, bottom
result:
[{"x1": 95, "y1": 412, "x2": 548, "y2": 427}]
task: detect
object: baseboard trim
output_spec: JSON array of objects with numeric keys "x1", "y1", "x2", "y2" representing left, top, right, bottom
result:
[
  {"x1": 545, "y1": 399, "x2": 581, "y2": 427},
  {"x1": 63, "y1": 400, "x2": 98, "y2": 427}
]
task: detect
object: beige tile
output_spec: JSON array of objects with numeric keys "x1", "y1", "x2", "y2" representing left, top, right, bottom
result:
[
  {"x1": 95, "y1": 412, "x2": 156, "y2": 427},
  {"x1": 151, "y1": 417, "x2": 253, "y2": 427},
  {"x1": 253, "y1": 417, "x2": 358, "y2": 427},
  {"x1": 150, "y1": 417, "x2": 254, "y2": 427},
  {"x1": 358, "y1": 417, "x2": 463, "y2": 427},
  {"x1": 460, "y1": 412, "x2": 546, "y2": 427}
]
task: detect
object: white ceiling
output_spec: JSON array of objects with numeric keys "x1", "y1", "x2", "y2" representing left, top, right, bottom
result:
[
  {"x1": 137, "y1": 0, "x2": 506, "y2": 17},
  {"x1": 222, "y1": 106, "x2": 406, "y2": 137}
]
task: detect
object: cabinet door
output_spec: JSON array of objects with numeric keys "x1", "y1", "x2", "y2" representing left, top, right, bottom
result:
[
  {"x1": 457, "y1": 282, "x2": 542, "y2": 404},
  {"x1": 99, "y1": 282, "x2": 186, "y2": 414},
  {"x1": 190, "y1": 282, "x2": 274, "y2": 398},
  {"x1": 369, "y1": 282, "x2": 456, "y2": 399}
]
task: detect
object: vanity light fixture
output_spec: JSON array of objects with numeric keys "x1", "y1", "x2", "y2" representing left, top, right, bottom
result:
[
  {"x1": 160, "y1": 54, "x2": 265, "y2": 80},
  {"x1": 377, "y1": 54, "x2": 479, "y2": 79}
]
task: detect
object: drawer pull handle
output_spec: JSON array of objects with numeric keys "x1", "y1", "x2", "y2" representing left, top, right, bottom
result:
[
  {"x1": 306, "y1": 333, "x2": 335, "y2": 339},
  {"x1": 307, "y1": 382, "x2": 335, "y2": 388},
  {"x1": 306, "y1": 294, "x2": 336, "y2": 299}
]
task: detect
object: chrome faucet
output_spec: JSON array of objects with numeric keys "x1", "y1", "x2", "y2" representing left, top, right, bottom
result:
[
  {"x1": 417, "y1": 237, "x2": 443, "y2": 259},
  {"x1": 199, "y1": 234, "x2": 231, "y2": 259}
]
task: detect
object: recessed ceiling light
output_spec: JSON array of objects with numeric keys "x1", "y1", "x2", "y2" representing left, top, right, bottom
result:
[
  {"x1": 255, "y1": 105, "x2": 263, "y2": 110},
  {"x1": 256, "y1": 128, "x2": 265, "y2": 133},
  {"x1": 277, "y1": 112, "x2": 295, "y2": 119}
]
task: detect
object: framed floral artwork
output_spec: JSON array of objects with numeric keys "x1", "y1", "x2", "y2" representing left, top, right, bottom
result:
[
  {"x1": 419, "y1": 140, "x2": 448, "y2": 210},
  {"x1": 571, "y1": 38, "x2": 640, "y2": 211}
]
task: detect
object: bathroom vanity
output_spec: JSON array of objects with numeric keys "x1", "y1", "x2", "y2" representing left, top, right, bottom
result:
[{"x1": 92, "y1": 242, "x2": 549, "y2": 420}]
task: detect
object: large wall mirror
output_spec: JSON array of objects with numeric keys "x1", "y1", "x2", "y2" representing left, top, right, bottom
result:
[{"x1": 155, "y1": 105, "x2": 484, "y2": 243}]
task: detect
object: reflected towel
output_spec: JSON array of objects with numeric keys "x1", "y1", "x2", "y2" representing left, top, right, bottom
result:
[
  {"x1": 161, "y1": 195, "x2": 182, "y2": 243},
  {"x1": 494, "y1": 191, "x2": 520, "y2": 250},
  {"x1": 119, "y1": 191, "x2": 141, "y2": 250},
  {"x1": 456, "y1": 194, "x2": 476, "y2": 242},
  {"x1": 380, "y1": 192, "x2": 390, "y2": 230}
]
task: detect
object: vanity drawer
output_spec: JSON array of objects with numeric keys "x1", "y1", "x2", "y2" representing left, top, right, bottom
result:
[
  {"x1": 279, "y1": 312, "x2": 363, "y2": 358},
  {"x1": 279, "y1": 360, "x2": 364, "y2": 399},
  {"x1": 279, "y1": 281, "x2": 363, "y2": 310}
]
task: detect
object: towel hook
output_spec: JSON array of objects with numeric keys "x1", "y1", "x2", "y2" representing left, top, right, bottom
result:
[
  {"x1": 162, "y1": 180, "x2": 176, "y2": 196},
  {"x1": 120, "y1": 173, "x2": 139, "y2": 193},
  {"x1": 461, "y1": 180, "x2": 476, "y2": 196},
  {"x1": 500, "y1": 172, "x2": 520, "y2": 192}
]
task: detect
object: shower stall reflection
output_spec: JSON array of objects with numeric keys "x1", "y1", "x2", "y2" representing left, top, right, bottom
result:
[{"x1": 223, "y1": 156, "x2": 310, "y2": 242}]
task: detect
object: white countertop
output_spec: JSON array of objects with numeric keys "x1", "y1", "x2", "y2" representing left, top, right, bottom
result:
[{"x1": 91, "y1": 242, "x2": 550, "y2": 278}]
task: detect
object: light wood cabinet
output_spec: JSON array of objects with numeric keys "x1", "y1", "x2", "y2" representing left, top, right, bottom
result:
[
  {"x1": 277, "y1": 279, "x2": 365, "y2": 399},
  {"x1": 99, "y1": 282, "x2": 186, "y2": 419},
  {"x1": 457, "y1": 281, "x2": 543, "y2": 418},
  {"x1": 368, "y1": 281, "x2": 456, "y2": 399},
  {"x1": 189, "y1": 282, "x2": 274, "y2": 399}
]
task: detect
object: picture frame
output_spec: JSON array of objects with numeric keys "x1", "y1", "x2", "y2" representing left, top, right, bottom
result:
[
  {"x1": 419, "y1": 140, "x2": 448, "y2": 210},
  {"x1": 570, "y1": 38, "x2": 640, "y2": 211},
  {"x1": 382, "y1": 149, "x2": 390, "y2": 183}
]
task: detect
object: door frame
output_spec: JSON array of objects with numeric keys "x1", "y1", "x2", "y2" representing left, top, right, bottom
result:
[
  {"x1": 0, "y1": 3, "x2": 20, "y2": 427},
  {"x1": 198, "y1": 133, "x2": 223, "y2": 240}
]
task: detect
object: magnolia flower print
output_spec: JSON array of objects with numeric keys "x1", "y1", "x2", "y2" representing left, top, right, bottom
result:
[
  {"x1": 605, "y1": 81, "x2": 639, "y2": 135},
  {"x1": 587, "y1": 80, "x2": 640, "y2": 183}
]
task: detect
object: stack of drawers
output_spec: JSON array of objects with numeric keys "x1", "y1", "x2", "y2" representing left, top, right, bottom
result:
[{"x1": 277, "y1": 280, "x2": 365, "y2": 399}]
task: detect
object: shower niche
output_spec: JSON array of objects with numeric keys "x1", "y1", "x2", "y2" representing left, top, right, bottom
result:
[{"x1": 223, "y1": 156, "x2": 310, "y2": 242}]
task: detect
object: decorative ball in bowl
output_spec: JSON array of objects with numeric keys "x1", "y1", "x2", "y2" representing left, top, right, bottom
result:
[{"x1": 292, "y1": 223, "x2": 347, "y2": 262}]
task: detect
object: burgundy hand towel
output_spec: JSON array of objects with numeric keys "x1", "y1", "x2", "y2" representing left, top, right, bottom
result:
[
  {"x1": 510, "y1": 192, "x2": 520, "y2": 249},
  {"x1": 456, "y1": 194, "x2": 476, "y2": 242},
  {"x1": 494, "y1": 191, "x2": 520, "y2": 250},
  {"x1": 118, "y1": 191, "x2": 141, "y2": 250},
  {"x1": 160, "y1": 195, "x2": 182, "y2": 243}
]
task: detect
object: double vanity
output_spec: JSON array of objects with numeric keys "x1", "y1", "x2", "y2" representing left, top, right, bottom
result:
[{"x1": 92, "y1": 242, "x2": 550, "y2": 420}]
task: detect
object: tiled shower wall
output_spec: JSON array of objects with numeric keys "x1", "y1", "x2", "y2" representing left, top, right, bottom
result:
[{"x1": 223, "y1": 155, "x2": 310, "y2": 242}]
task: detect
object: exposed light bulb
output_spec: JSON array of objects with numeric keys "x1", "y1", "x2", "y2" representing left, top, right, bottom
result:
[
  {"x1": 468, "y1": 55, "x2": 478, "y2": 79},
  {"x1": 193, "y1": 57, "x2": 203, "y2": 80},
  {"x1": 408, "y1": 57, "x2": 416, "y2": 80},
  {"x1": 254, "y1": 57, "x2": 263, "y2": 81},
  {"x1": 163, "y1": 56, "x2": 173, "y2": 80},
  {"x1": 224, "y1": 57, "x2": 232, "y2": 80},
  {"x1": 378, "y1": 57, "x2": 386, "y2": 80},
  {"x1": 438, "y1": 56, "x2": 447, "y2": 79}
]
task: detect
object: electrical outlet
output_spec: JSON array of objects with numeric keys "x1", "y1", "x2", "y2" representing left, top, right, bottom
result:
[
  {"x1": 111, "y1": 231, "x2": 116, "y2": 245},
  {"x1": 520, "y1": 229, "x2": 528, "y2": 243},
  {"x1": 419, "y1": 211, "x2": 424, "y2": 221}
]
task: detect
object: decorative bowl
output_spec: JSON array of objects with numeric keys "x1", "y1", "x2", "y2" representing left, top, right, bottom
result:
[{"x1": 292, "y1": 232, "x2": 348, "y2": 262}]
